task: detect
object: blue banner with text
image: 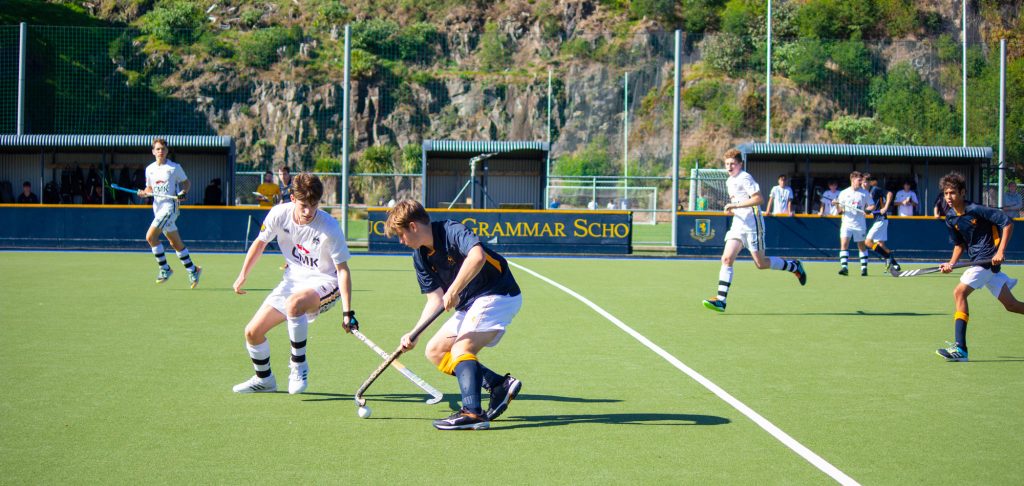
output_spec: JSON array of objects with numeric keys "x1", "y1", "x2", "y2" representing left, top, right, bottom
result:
[{"x1": 368, "y1": 209, "x2": 632, "y2": 254}]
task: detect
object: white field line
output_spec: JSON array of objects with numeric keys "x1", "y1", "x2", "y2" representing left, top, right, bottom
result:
[{"x1": 508, "y1": 261, "x2": 859, "y2": 486}]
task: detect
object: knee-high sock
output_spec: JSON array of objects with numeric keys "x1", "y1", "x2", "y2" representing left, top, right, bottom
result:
[
  {"x1": 955, "y1": 311, "x2": 969, "y2": 351},
  {"x1": 246, "y1": 340, "x2": 272, "y2": 378},
  {"x1": 151, "y1": 244, "x2": 170, "y2": 270},
  {"x1": 859, "y1": 250, "x2": 868, "y2": 271},
  {"x1": 717, "y1": 265, "x2": 733, "y2": 302},
  {"x1": 454, "y1": 359, "x2": 483, "y2": 414},
  {"x1": 479, "y1": 363, "x2": 504, "y2": 391},
  {"x1": 871, "y1": 242, "x2": 890, "y2": 259},
  {"x1": 176, "y1": 248, "x2": 196, "y2": 272},
  {"x1": 287, "y1": 314, "x2": 309, "y2": 365},
  {"x1": 839, "y1": 250, "x2": 849, "y2": 268},
  {"x1": 769, "y1": 256, "x2": 798, "y2": 272}
]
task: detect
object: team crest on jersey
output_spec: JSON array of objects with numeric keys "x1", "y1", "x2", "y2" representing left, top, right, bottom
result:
[
  {"x1": 447, "y1": 255, "x2": 456, "y2": 266},
  {"x1": 690, "y1": 219, "x2": 716, "y2": 243},
  {"x1": 312, "y1": 236, "x2": 321, "y2": 246}
]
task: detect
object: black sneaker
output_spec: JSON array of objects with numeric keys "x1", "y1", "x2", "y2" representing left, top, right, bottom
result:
[
  {"x1": 433, "y1": 408, "x2": 490, "y2": 430},
  {"x1": 838, "y1": 267, "x2": 848, "y2": 276},
  {"x1": 486, "y1": 374, "x2": 522, "y2": 420},
  {"x1": 861, "y1": 268, "x2": 868, "y2": 277}
]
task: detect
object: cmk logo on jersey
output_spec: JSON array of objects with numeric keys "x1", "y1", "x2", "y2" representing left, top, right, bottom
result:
[
  {"x1": 690, "y1": 218, "x2": 716, "y2": 243},
  {"x1": 291, "y1": 245, "x2": 319, "y2": 268}
]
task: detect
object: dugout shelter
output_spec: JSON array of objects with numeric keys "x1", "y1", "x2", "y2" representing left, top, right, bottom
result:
[
  {"x1": 422, "y1": 140, "x2": 549, "y2": 210},
  {"x1": 0, "y1": 134, "x2": 236, "y2": 205},
  {"x1": 737, "y1": 143, "x2": 993, "y2": 215}
]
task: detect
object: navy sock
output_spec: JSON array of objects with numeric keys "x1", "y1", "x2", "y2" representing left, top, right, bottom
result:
[
  {"x1": 455, "y1": 360, "x2": 483, "y2": 414},
  {"x1": 479, "y1": 363, "x2": 503, "y2": 391},
  {"x1": 955, "y1": 316, "x2": 968, "y2": 352}
]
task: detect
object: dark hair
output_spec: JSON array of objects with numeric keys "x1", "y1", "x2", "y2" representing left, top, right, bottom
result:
[
  {"x1": 22, "y1": 181, "x2": 31, "y2": 188},
  {"x1": 290, "y1": 172, "x2": 323, "y2": 204},
  {"x1": 940, "y1": 172, "x2": 966, "y2": 193},
  {"x1": 778, "y1": 174, "x2": 787, "y2": 180}
]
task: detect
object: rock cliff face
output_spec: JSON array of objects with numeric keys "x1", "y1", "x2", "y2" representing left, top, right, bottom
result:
[{"x1": 156, "y1": 0, "x2": 1019, "y2": 170}]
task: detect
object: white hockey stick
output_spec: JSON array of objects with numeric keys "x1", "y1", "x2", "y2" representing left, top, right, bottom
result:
[{"x1": 351, "y1": 329, "x2": 443, "y2": 405}]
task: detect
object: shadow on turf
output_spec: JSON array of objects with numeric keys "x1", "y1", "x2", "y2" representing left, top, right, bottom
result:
[
  {"x1": 492, "y1": 413, "x2": 730, "y2": 430},
  {"x1": 965, "y1": 357, "x2": 1024, "y2": 363}
]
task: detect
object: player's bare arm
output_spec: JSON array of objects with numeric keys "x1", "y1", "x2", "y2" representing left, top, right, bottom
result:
[
  {"x1": 993, "y1": 223, "x2": 1013, "y2": 266},
  {"x1": 401, "y1": 289, "x2": 444, "y2": 350},
  {"x1": 881, "y1": 191, "x2": 894, "y2": 214},
  {"x1": 941, "y1": 245, "x2": 965, "y2": 273},
  {"x1": 336, "y1": 262, "x2": 356, "y2": 333},
  {"x1": 233, "y1": 239, "x2": 269, "y2": 294},
  {"x1": 442, "y1": 245, "x2": 487, "y2": 311}
]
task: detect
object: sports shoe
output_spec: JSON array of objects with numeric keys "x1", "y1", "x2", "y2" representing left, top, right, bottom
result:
[
  {"x1": 156, "y1": 267, "x2": 173, "y2": 283},
  {"x1": 861, "y1": 268, "x2": 868, "y2": 277},
  {"x1": 838, "y1": 267, "x2": 848, "y2": 276},
  {"x1": 890, "y1": 261, "x2": 902, "y2": 272},
  {"x1": 486, "y1": 374, "x2": 522, "y2": 420},
  {"x1": 233, "y1": 374, "x2": 277, "y2": 393},
  {"x1": 936, "y1": 341, "x2": 968, "y2": 362},
  {"x1": 702, "y1": 297, "x2": 726, "y2": 312},
  {"x1": 433, "y1": 408, "x2": 490, "y2": 430},
  {"x1": 288, "y1": 362, "x2": 309, "y2": 394},
  {"x1": 793, "y1": 260, "x2": 807, "y2": 286},
  {"x1": 189, "y1": 266, "x2": 202, "y2": 289}
]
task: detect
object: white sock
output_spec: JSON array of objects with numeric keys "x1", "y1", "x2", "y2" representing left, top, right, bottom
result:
[
  {"x1": 717, "y1": 265, "x2": 733, "y2": 302},
  {"x1": 246, "y1": 340, "x2": 272, "y2": 379},
  {"x1": 287, "y1": 314, "x2": 309, "y2": 367}
]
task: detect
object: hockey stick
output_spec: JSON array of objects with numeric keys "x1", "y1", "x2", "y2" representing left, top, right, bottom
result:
[
  {"x1": 354, "y1": 307, "x2": 445, "y2": 406},
  {"x1": 110, "y1": 183, "x2": 180, "y2": 200},
  {"x1": 352, "y1": 329, "x2": 443, "y2": 405},
  {"x1": 888, "y1": 259, "x2": 992, "y2": 278}
]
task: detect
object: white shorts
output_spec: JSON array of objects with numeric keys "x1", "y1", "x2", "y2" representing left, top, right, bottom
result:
[
  {"x1": 961, "y1": 266, "x2": 1018, "y2": 298},
  {"x1": 151, "y1": 204, "x2": 180, "y2": 233},
  {"x1": 438, "y1": 293, "x2": 523, "y2": 348},
  {"x1": 866, "y1": 219, "x2": 888, "y2": 242},
  {"x1": 840, "y1": 223, "x2": 865, "y2": 242},
  {"x1": 724, "y1": 228, "x2": 764, "y2": 253},
  {"x1": 262, "y1": 273, "x2": 340, "y2": 321}
]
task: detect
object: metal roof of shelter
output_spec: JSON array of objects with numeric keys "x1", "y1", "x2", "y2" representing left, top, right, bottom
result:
[
  {"x1": 423, "y1": 140, "x2": 548, "y2": 155},
  {"x1": 737, "y1": 143, "x2": 992, "y2": 163},
  {"x1": 0, "y1": 134, "x2": 233, "y2": 150}
]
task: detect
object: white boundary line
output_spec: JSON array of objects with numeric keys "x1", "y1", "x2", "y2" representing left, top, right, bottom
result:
[{"x1": 509, "y1": 261, "x2": 859, "y2": 486}]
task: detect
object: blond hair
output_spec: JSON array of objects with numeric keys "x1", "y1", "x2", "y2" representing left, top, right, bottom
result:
[{"x1": 384, "y1": 200, "x2": 430, "y2": 237}]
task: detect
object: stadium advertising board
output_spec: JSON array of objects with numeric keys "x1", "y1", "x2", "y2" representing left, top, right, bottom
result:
[
  {"x1": 677, "y1": 213, "x2": 1024, "y2": 260},
  {"x1": 368, "y1": 208, "x2": 632, "y2": 254}
]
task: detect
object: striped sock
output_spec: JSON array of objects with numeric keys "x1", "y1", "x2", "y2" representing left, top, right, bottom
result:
[
  {"x1": 839, "y1": 250, "x2": 849, "y2": 269},
  {"x1": 287, "y1": 314, "x2": 309, "y2": 365},
  {"x1": 717, "y1": 265, "x2": 733, "y2": 303},
  {"x1": 151, "y1": 244, "x2": 170, "y2": 270},
  {"x1": 859, "y1": 250, "x2": 868, "y2": 272},
  {"x1": 769, "y1": 257, "x2": 798, "y2": 272},
  {"x1": 871, "y1": 242, "x2": 890, "y2": 259},
  {"x1": 176, "y1": 248, "x2": 196, "y2": 273},
  {"x1": 246, "y1": 340, "x2": 272, "y2": 378}
]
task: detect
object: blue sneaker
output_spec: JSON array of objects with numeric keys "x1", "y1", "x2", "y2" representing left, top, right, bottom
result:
[
  {"x1": 156, "y1": 267, "x2": 173, "y2": 284},
  {"x1": 793, "y1": 260, "x2": 807, "y2": 286},
  {"x1": 936, "y1": 341, "x2": 968, "y2": 362},
  {"x1": 189, "y1": 266, "x2": 202, "y2": 289},
  {"x1": 486, "y1": 374, "x2": 522, "y2": 420},
  {"x1": 702, "y1": 297, "x2": 726, "y2": 312},
  {"x1": 433, "y1": 408, "x2": 489, "y2": 430}
]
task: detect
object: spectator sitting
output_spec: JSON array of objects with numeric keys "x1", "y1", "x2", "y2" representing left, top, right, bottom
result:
[
  {"x1": 255, "y1": 170, "x2": 280, "y2": 207},
  {"x1": 587, "y1": 199, "x2": 598, "y2": 210},
  {"x1": 17, "y1": 181, "x2": 39, "y2": 204},
  {"x1": 204, "y1": 178, "x2": 223, "y2": 205},
  {"x1": 1003, "y1": 181, "x2": 1022, "y2": 219},
  {"x1": 549, "y1": 196, "x2": 560, "y2": 209},
  {"x1": 607, "y1": 200, "x2": 616, "y2": 210}
]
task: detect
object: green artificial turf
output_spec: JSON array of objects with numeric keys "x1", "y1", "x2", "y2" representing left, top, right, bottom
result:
[{"x1": 1, "y1": 253, "x2": 1022, "y2": 484}]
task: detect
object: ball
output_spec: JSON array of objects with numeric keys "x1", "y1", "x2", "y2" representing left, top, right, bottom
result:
[{"x1": 357, "y1": 406, "x2": 372, "y2": 419}]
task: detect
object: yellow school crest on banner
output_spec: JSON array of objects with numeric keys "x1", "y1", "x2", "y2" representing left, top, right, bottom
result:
[{"x1": 690, "y1": 218, "x2": 715, "y2": 242}]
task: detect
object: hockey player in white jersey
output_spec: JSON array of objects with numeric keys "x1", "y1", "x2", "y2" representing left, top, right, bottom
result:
[{"x1": 231, "y1": 173, "x2": 356, "y2": 394}]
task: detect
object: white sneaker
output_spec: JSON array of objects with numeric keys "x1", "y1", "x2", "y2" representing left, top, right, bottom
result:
[
  {"x1": 233, "y1": 374, "x2": 276, "y2": 393},
  {"x1": 288, "y1": 362, "x2": 309, "y2": 394}
]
